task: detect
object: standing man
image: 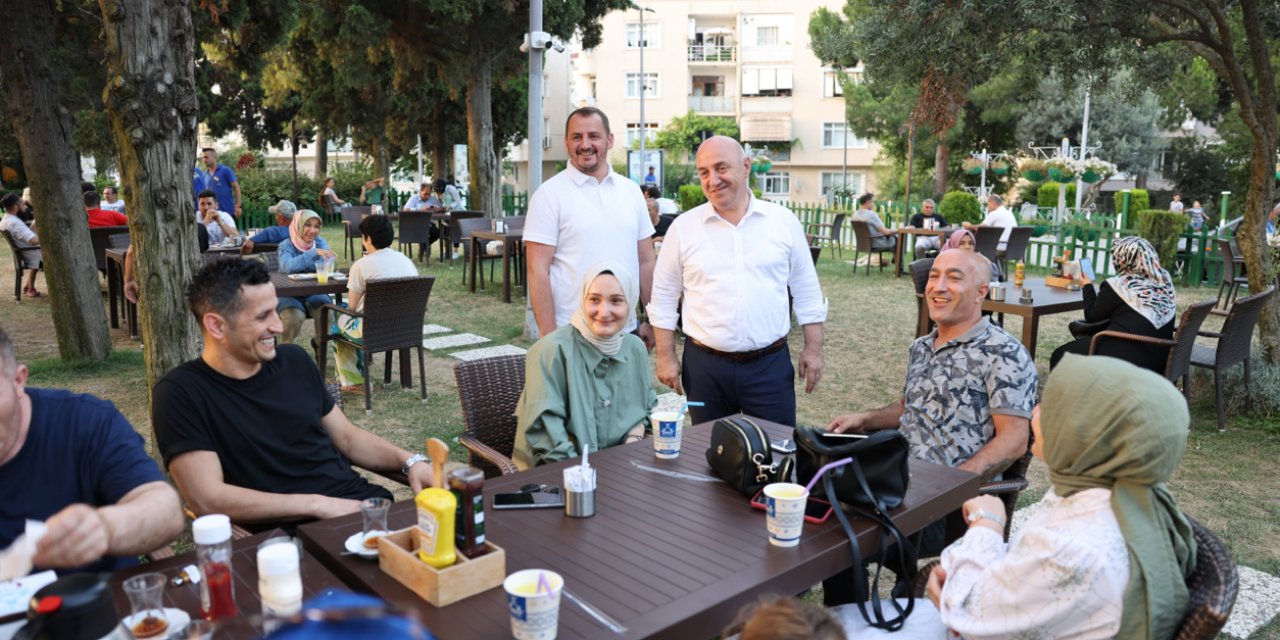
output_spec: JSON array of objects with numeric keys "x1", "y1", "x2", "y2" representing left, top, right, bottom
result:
[
  {"x1": 649, "y1": 136, "x2": 825, "y2": 426},
  {"x1": 525, "y1": 107, "x2": 656, "y2": 343},
  {"x1": 192, "y1": 147, "x2": 242, "y2": 218},
  {"x1": 644, "y1": 166, "x2": 658, "y2": 187},
  {"x1": 963, "y1": 193, "x2": 1016, "y2": 251},
  {"x1": 101, "y1": 186, "x2": 126, "y2": 214}
]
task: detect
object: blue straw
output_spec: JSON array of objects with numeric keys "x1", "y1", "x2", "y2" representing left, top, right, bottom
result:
[{"x1": 677, "y1": 400, "x2": 704, "y2": 421}]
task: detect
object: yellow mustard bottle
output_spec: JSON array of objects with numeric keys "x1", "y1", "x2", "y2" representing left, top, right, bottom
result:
[{"x1": 415, "y1": 488, "x2": 457, "y2": 568}]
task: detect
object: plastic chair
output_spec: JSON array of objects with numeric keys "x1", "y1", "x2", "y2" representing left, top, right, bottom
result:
[
  {"x1": 339, "y1": 206, "x2": 371, "y2": 261},
  {"x1": 851, "y1": 220, "x2": 893, "y2": 275},
  {"x1": 1089, "y1": 299, "x2": 1216, "y2": 395},
  {"x1": 1189, "y1": 286, "x2": 1275, "y2": 431},
  {"x1": 1, "y1": 230, "x2": 41, "y2": 302},
  {"x1": 317, "y1": 276, "x2": 436, "y2": 414},
  {"x1": 454, "y1": 354, "x2": 525, "y2": 478}
]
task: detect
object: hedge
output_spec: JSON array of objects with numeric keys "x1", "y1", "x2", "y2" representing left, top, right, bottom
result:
[
  {"x1": 1037, "y1": 182, "x2": 1077, "y2": 208},
  {"x1": 1112, "y1": 189, "x2": 1150, "y2": 217},
  {"x1": 1136, "y1": 209, "x2": 1189, "y2": 270},
  {"x1": 938, "y1": 191, "x2": 982, "y2": 226},
  {"x1": 678, "y1": 184, "x2": 707, "y2": 211}
]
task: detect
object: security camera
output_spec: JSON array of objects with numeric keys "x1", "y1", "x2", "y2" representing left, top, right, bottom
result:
[{"x1": 551, "y1": 40, "x2": 566, "y2": 53}]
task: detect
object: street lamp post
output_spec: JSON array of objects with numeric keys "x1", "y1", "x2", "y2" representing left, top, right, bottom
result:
[{"x1": 633, "y1": 3, "x2": 655, "y2": 183}]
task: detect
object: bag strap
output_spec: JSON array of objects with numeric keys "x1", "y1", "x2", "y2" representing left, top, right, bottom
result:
[{"x1": 826, "y1": 461, "x2": 916, "y2": 630}]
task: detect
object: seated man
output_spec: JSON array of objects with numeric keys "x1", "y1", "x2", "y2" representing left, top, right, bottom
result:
[
  {"x1": 908, "y1": 198, "x2": 948, "y2": 259},
  {"x1": 0, "y1": 326, "x2": 183, "y2": 573},
  {"x1": 196, "y1": 188, "x2": 238, "y2": 245},
  {"x1": 241, "y1": 199, "x2": 296, "y2": 254},
  {"x1": 0, "y1": 193, "x2": 41, "y2": 297},
  {"x1": 85, "y1": 190, "x2": 128, "y2": 228},
  {"x1": 101, "y1": 185, "x2": 126, "y2": 214},
  {"x1": 963, "y1": 193, "x2": 1016, "y2": 252},
  {"x1": 851, "y1": 192, "x2": 897, "y2": 252},
  {"x1": 401, "y1": 182, "x2": 443, "y2": 254},
  {"x1": 152, "y1": 259, "x2": 433, "y2": 532},
  {"x1": 823, "y1": 249, "x2": 1037, "y2": 603}
]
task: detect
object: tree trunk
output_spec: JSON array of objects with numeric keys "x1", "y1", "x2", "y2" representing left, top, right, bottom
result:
[
  {"x1": 315, "y1": 127, "x2": 328, "y2": 179},
  {"x1": 1238, "y1": 128, "x2": 1279, "y2": 364},
  {"x1": 466, "y1": 40, "x2": 500, "y2": 216},
  {"x1": 933, "y1": 141, "x2": 949, "y2": 197},
  {"x1": 96, "y1": 0, "x2": 202, "y2": 410},
  {"x1": 0, "y1": 0, "x2": 111, "y2": 361},
  {"x1": 290, "y1": 121, "x2": 299, "y2": 202}
]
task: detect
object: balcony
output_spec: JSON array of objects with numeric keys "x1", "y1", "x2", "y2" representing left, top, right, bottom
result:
[
  {"x1": 688, "y1": 95, "x2": 735, "y2": 113},
  {"x1": 687, "y1": 45, "x2": 737, "y2": 63},
  {"x1": 741, "y1": 96, "x2": 793, "y2": 113}
]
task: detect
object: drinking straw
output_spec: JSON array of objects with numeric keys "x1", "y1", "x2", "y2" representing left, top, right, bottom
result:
[
  {"x1": 537, "y1": 571, "x2": 551, "y2": 596},
  {"x1": 803, "y1": 457, "x2": 853, "y2": 494},
  {"x1": 677, "y1": 400, "x2": 705, "y2": 420}
]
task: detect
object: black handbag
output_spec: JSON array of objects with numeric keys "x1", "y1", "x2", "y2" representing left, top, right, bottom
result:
[
  {"x1": 794, "y1": 427, "x2": 916, "y2": 631},
  {"x1": 704, "y1": 416, "x2": 793, "y2": 497},
  {"x1": 1068, "y1": 318, "x2": 1110, "y2": 338}
]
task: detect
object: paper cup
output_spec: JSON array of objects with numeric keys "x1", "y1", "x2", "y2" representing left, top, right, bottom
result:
[
  {"x1": 504, "y1": 569, "x2": 563, "y2": 640},
  {"x1": 651, "y1": 411, "x2": 682, "y2": 459},
  {"x1": 763, "y1": 483, "x2": 808, "y2": 547}
]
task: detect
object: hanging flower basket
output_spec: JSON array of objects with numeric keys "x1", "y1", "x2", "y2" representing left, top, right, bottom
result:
[
  {"x1": 990, "y1": 161, "x2": 1011, "y2": 175},
  {"x1": 1080, "y1": 170, "x2": 1103, "y2": 183},
  {"x1": 961, "y1": 157, "x2": 984, "y2": 175},
  {"x1": 1021, "y1": 169, "x2": 1046, "y2": 182},
  {"x1": 1048, "y1": 166, "x2": 1076, "y2": 182},
  {"x1": 1018, "y1": 158, "x2": 1046, "y2": 182}
]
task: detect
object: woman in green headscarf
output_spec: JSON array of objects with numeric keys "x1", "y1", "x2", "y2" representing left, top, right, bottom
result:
[{"x1": 918, "y1": 354, "x2": 1197, "y2": 639}]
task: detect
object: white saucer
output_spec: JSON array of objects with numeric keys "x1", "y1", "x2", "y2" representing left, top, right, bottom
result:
[
  {"x1": 123, "y1": 607, "x2": 190, "y2": 639},
  {"x1": 343, "y1": 532, "x2": 382, "y2": 559}
]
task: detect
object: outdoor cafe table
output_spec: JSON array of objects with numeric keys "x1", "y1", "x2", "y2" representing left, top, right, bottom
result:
[
  {"x1": 981, "y1": 277, "x2": 1085, "y2": 359},
  {"x1": 297, "y1": 415, "x2": 979, "y2": 639},
  {"x1": 468, "y1": 229, "x2": 525, "y2": 303},
  {"x1": 107, "y1": 529, "x2": 349, "y2": 639},
  {"x1": 269, "y1": 271, "x2": 348, "y2": 303},
  {"x1": 893, "y1": 226, "x2": 952, "y2": 277}
]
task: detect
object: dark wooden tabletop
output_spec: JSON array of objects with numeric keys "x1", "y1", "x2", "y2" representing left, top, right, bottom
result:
[
  {"x1": 108, "y1": 529, "x2": 349, "y2": 639},
  {"x1": 982, "y1": 277, "x2": 1085, "y2": 316},
  {"x1": 269, "y1": 270, "x2": 349, "y2": 299},
  {"x1": 297, "y1": 415, "x2": 979, "y2": 639}
]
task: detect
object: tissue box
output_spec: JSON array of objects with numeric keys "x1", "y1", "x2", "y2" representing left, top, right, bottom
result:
[{"x1": 377, "y1": 527, "x2": 505, "y2": 607}]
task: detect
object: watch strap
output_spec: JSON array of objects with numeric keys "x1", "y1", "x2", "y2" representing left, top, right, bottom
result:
[
  {"x1": 966, "y1": 508, "x2": 1006, "y2": 527},
  {"x1": 402, "y1": 453, "x2": 427, "y2": 477}
]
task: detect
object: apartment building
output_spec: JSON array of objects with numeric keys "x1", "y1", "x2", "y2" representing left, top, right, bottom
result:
[{"x1": 507, "y1": 0, "x2": 879, "y2": 204}]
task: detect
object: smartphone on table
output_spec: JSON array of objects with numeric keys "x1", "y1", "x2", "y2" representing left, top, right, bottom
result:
[
  {"x1": 749, "y1": 489, "x2": 835, "y2": 524},
  {"x1": 492, "y1": 485, "x2": 566, "y2": 510}
]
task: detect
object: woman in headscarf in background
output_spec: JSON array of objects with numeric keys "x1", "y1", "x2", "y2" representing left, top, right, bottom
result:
[
  {"x1": 1050, "y1": 236, "x2": 1176, "y2": 373},
  {"x1": 943, "y1": 228, "x2": 975, "y2": 251},
  {"x1": 513, "y1": 262, "x2": 657, "y2": 470},
  {"x1": 275, "y1": 209, "x2": 337, "y2": 344}
]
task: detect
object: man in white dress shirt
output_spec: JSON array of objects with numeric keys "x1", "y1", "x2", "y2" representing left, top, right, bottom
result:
[
  {"x1": 963, "y1": 193, "x2": 1017, "y2": 252},
  {"x1": 649, "y1": 136, "x2": 826, "y2": 426},
  {"x1": 524, "y1": 107, "x2": 656, "y2": 344}
]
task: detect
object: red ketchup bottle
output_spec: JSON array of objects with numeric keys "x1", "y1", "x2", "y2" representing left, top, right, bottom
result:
[{"x1": 192, "y1": 514, "x2": 238, "y2": 620}]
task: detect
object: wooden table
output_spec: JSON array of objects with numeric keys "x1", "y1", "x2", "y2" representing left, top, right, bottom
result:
[
  {"x1": 982, "y1": 277, "x2": 1085, "y2": 358},
  {"x1": 469, "y1": 229, "x2": 525, "y2": 303},
  {"x1": 297, "y1": 415, "x2": 978, "y2": 639},
  {"x1": 108, "y1": 529, "x2": 349, "y2": 639},
  {"x1": 104, "y1": 248, "x2": 137, "y2": 339},
  {"x1": 269, "y1": 271, "x2": 348, "y2": 301},
  {"x1": 893, "y1": 227, "x2": 951, "y2": 277}
]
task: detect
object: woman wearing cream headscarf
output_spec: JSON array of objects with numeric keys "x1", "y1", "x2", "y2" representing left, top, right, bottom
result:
[
  {"x1": 513, "y1": 262, "x2": 657, "y2": 470},
  {"x1": 275, "y1": 209, "x2": 338, "y2": 344}
]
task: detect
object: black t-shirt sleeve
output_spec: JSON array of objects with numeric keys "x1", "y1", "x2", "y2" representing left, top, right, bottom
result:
[
  {"x1": 152, "y1": 370, "x2": 216, "y2": 468},
  {"x1": 909, "y1": 214, "x2": 924, "y2": 228},
  {"x1": 936, "y1": 214, "x2": 949, "y2": 227},
  {"x1": 297, "y1": 346, "x2": 337, "y2": 417}
]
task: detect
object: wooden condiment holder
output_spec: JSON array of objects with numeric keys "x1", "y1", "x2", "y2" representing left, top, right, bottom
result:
[
  {"x1": 378, "y1": 527, "x2": 505, "y2": 607},
  {"x1": 1044, "y1": 275, "x2": 1078, "y2": 289}
]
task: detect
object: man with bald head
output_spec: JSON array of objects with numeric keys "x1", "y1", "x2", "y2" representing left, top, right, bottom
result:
[
  {"x1": 822, "y1": 248, "x2": 1036, "y2": 603},
  {"x1": 649, "y1": 136, "x2": 826, "y2": 427}
]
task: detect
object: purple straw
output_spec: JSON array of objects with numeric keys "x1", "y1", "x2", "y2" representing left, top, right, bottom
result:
[
  {"x1": 537, "y1": 571, "x2": 552, "y2": 595},
  {"x1": 803, "y1": 457, "x2": 853, "y2": 494}
]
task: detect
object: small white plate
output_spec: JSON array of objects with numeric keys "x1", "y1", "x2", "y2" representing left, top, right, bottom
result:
[
  {"x1": 343, "y1": 532, "x2": 382, "y2": 559},
  {"x1": 123, "y1": 607, "x2": 190, "y2": 639},
  {"x1": 287, "y1": 273, "x2": 347, "y2": 281}
]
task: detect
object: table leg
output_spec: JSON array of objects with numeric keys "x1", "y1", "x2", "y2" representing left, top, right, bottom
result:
[
  {"x1": 501, "y1": 240, "x2": 512, "y2": 303},
  {"x1": 1022, "y1": 314, "x2": 1040, "y2": 360},
  {"x1": 127, "y1": 296, "x2": 138, "y2": 340},
  {"x1": 894, "y1": 235, "x2": 905, "y2": 277},
  {"x1": 469, "y1": 237, "x2": 479, "y2": 293},
  {"x1": 107, "y1": 258, "x2": 120, "y2": 329}
]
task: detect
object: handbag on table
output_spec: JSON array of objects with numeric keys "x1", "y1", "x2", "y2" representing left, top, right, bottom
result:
[{"x1": 704, "y1": 416, "x2": 794, "y2": 498}]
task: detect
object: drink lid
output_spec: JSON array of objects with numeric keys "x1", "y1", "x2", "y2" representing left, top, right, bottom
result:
[
  {"x1": 257, "y1": 543, "x2": 299, "y2": 576},
  {"x1": 192, "y1": 514, "x2": 232, "y2": 545}
]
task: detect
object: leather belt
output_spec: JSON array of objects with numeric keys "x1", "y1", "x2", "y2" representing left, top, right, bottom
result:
[{"x1": 687, "y1": 336, "x2": 787, "y2": 363}]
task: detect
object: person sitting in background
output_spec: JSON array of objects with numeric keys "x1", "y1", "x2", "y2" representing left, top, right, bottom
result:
[
  {"x1": 942, "y1": 228, "x2": 1004, "y2": 281},
  {"x1": 0, "y1": 193, "x2": 41, "y2": 297},
  {"x1": 401, "y1": 182, "x2": 443, "y2": 258},
  {"x1": 319, "y1": 177, "x2": 346, "y2": 215},
  {"x1": 851, "y1": 192, "x2": 897, "y2": 252},
  {"x1": 963, "y1": 194, "x2": 1016, "y2": 252},
  {"x1": 513, "y1": 263, "x2": 656, "y2": 469},
  {"x1": 644, "y1": 185, "x2": 676, "y2": 237},
  {"x1": 332, "y1": 215, "x2": 418, "y2": 392},
  {"x1": 1049, "y1": 236, "x2": 1176, "y2": 373},
  {"x1": 275, "y1": 209, "x2": 336, "y2": 344},
  {"x1": 0, "y1": 326, "x2": 183, "y2": 573},
  {"x1": 435, "y1": 178, "x2": 461, "y2": 210},
  {"x1": 908, "y1": 198, "x2": 948, "y2": 259},
  {"x1": 18, "y1": 188, "x2": 35, "y2": 225},
  {"x1": 101, "y1": 186, "x2": 126, "y2": 214},
  {"x1": 241, "y1": 199, "x2": 296, "y2": 254},
  {"x1": 196, "y1": 188, "x2": 238, "y2": 245},
  {"x1": 85, "y1": 190, "x2": 128, "y2": 228},
  {"x1": 403, "y1": 182, "x2": 435, "y2": 211},
  {"x1": 359, "y1": 178, "x2": 385, "y2": 206}
]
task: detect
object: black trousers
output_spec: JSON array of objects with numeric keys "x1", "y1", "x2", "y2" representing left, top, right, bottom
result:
[{"x1": 682, "y1": 339, "x2": 796, "y2": 427}]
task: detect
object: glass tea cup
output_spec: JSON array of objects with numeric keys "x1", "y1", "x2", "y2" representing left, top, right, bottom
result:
[
  {"x1": 123, "y1": 572, "x2": 169, "y2": 639},
  {"x1": 360, "y1": 497, "x2": 391, "y2": 550}
]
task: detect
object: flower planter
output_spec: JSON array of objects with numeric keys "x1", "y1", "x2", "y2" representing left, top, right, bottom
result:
[
  {"x1": 1020, "y1": 169, "x2": 1045, "y2": 182},
  {"x1": 964, "y1": 167, "x2": 982, "y2": 175},
  {"x1": 991, "y1": 165, "x2": 1010, "y2": 175},
  {"x1": 1048, "y1": 167, "x2": 1075, "y2": 182},
  {"x1": 1080, "y1": 170, "x2": 1103, "y2": 183}
]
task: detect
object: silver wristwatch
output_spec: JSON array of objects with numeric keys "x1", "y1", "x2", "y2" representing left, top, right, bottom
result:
[{"x1": 402, "y1": 453, "x2": 427, "y2": 477}]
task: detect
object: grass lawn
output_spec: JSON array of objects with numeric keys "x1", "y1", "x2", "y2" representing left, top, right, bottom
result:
[{"x1": 2, "y1": 227, "x2": 1277, "y2": 638}]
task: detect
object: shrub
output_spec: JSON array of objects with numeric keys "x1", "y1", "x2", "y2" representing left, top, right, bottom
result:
[
  {"x1": 1111, "y1": 189, "x2": 1150, "y2": 218},
  {"x1": 1037, "y1": 182, "x2": 1077, "y2": 208},
  {"x1": 1136, "y1": 209, "x2": 1189, "y2": 270},
  {"x1": 678, "y1": 184, "x2": 707, "y2": 211},
  {"x1": 238, "y1": 167, "x2": 323, "y2": 216},
  {"x1": 938, "y1": 191, "x2": 982, "y2": 226}
]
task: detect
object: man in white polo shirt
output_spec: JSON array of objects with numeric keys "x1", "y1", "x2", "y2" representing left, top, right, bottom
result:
[{"x1": 524, "y1": 107, "x2": 657, "y2": 344}]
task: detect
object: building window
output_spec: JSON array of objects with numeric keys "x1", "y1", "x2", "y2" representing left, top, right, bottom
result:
[
  {"x1": 626, "y1": 73, "x2": 660, "y2": 99},
  {"x1": 625, "y1": 123, "x2": 658, "y2": 148},
  {"x1": 822, "y1": 122, "x2": 867, "y2": 149},
  {"x1": 741, "y1": 66, "x2": 792, "y2": 97},
  {"x1": 626, "y1": 23, "x2": 660, "y2": 48},
  {"x1": 761, "y1": 171, "x2": 790, "y2": 196},
  {"x1": 756, "y1": 25, "x2": 779, "y2": 46},
  {"x1": 821, "y1": 172, "x2": 863, "y2": 198}
]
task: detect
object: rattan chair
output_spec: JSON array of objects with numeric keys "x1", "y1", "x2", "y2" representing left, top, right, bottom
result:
[
  {"x1": 443, "y1": 210, "x2": 484, "y2": 265},
  {"x1": 339, "y1": 206, "x2": 372, "y2": 261},
  {"x1": 1213, "y1": 239, "x2": 1250, "y2": 314},
  {"x1": 806, "y1": 212, "x2": 846, "y2": 261},
  {"x1": 910, "y1": 257, "x2": 934, "y2": 338},
  {"x1": 317, "y1": 276, "x2": 436, "y2": 414},
  {"x1": 90, "y1": 225, "x2": 129, "y2": 276},
  {"x1": 942, "y1": 428, "x2": 1034, "y2": 545},
  {"x1": 973, "y1": 226, "x2": 1003, "y2": 262},
  {"x1": 397, "y1": 209, "x2": 436, "y2": 262},
  {"x1": 851, "y1": 220, "x2": 893, "y2": 275},
  {"x1": 1089, "y1": 299, "x2": 1216, "y2": 396},
  {"x1": 454, "y1": 354, "x2": 525, "y2": 478},
  {"x1": 914, "y1": 517, "x2": 1237, "y2": 640},
  {"x1": 1189, "y1": 286, "x2": 1275, "y2": 431},
  {"x1": 457, "y1": 217, "x2": 501, "y2": 288},
  {"x1": 2, "y1": 230, "x2": 42, "y2": 302},
  {"x1": 997, "y1": 226, "x2": 1034, "y2": 276}
]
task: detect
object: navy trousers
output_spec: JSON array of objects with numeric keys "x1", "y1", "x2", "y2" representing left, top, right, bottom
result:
[{"x1": 681, "y1": 339, "x2": 796, "y2": 427}]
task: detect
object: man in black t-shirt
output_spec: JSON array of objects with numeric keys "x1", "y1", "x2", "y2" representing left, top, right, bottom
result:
[
  {"x1": 908, "y1": 198, "x2": 948, "y2": 259},
  {"x1": 152, "y1": 259, "x2": 433, "y2": 532}
]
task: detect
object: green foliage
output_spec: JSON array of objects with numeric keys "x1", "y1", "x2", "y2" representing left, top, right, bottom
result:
[
  {"x1": 1136, "y1": 209, "x2": 1190, "y2": 269},
  {"x1": 653, "y1": 111, "x2": 738, "y2": 155},
  {"x1": 1163, "y1": 138, "x2": 1234, "y2": 215},
  {"x1": 238, "y1": 167, "x2": 322, "y2": 215},
  {"x1": 663, "y1": 162, "x2": 698, "y2": 194},
  {"x1": 678, "y1": 184, "x2": 707, "y2": 212},
  {"x1": 1037, "y1": 182, "x2": 1077, "y2": 208},
  {"x1": 938, "y1": 191, "x2": 981, "y2": 225},
  {"x1": 1112, "y1": 189, "x2": 1150, "y2": 218}
]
